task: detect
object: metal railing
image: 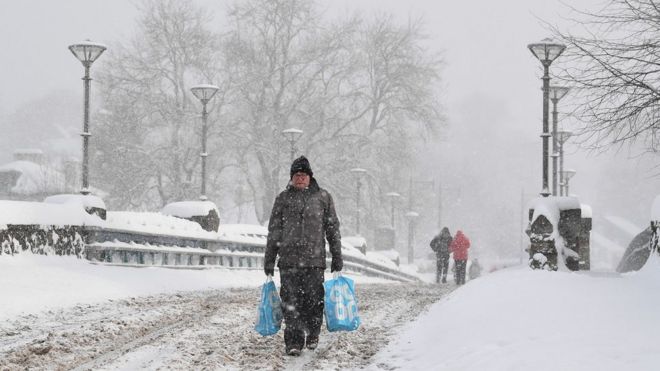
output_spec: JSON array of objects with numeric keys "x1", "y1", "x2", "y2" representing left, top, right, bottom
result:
[{"x1": 83, "y1": 226, "x2": 419, "y2": 282}]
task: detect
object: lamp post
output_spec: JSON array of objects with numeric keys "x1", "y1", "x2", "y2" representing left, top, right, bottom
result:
[
  {"x1": 561, "y1": 169, "x2": 576, "y2": 196},
  {"x1": 556, "y1": 130, "x2": 573, "y2": 196},
  {"x1": 549, "y1": 86, "x2": 570, "y2": 196},
  {"x1": 68, "y1": 40, "x2": 107, "y2": 195},
  {"x1": 282, "y1": 128, "x2": 303, "y2": 161},
  {"x1": 405, "y1": 211, "x2": 419, "y2": 264},
  {"x1": 528, "y1": 38, "x2": 566, "y2": 197},
  {"x1": 385, "y1": 192, "x2": 401, "y2": 228},
  {"x1": 190, "y1": 84, "x2": 220, "y2": 201},
  {"x1": 350, "y1": 168, "x2": 367, "y2": 235}
]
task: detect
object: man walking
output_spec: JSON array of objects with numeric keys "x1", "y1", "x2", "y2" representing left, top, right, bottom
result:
[
  {"x1": 264, "y1": 156, "x2": 343, "y2": 356},
  {"x1": 430, "y1": 227, "x2": 453, "y2": 283}
]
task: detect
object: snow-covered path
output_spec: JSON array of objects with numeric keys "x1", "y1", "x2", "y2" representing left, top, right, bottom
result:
[{"x1": 0, "y1": 283, "x2": 451, "y2": 370}]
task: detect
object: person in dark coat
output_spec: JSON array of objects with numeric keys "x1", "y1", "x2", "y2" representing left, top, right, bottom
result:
[
  {"x1": 430, "y1": 227, "x2": 453, "y2": 283},
  {"x1": 449, "y1": 230, "x2": 470, "y2": 285},
  {"x1": 264, "y1": 156, "x2": 343, "y2": 356}
]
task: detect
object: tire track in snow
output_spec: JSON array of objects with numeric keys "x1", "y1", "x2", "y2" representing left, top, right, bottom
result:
[{"x1": 0, "y1": 283, "x2": 451, "y2": 370}]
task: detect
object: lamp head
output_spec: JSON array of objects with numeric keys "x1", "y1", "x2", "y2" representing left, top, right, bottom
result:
[
  {"x1": 549, "y1": 85, "x2": 570, "y2": 101},
  {"x1": 528, "y1": 38, "x2": 566, "y2": 65},
  {"x1": 191, "y1": 84, "x2": 220, "y2": 104},
  {"x1": 562, "y1": 169, "x2": 577, "y2": 181},
  {"x1": 282, "y1": 128, "x2": 303, "y2": 143},
  {"x1": 350, "y1": 168, "x2": 367, "y2": 177},
  {"x1": 69, "y1": 40, "x2": 107, "y2": 67},
  {"x1": 556, "y1": 130, "x2": 573, "y2": 145}
]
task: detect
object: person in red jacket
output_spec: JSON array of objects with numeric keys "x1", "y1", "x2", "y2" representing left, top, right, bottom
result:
[{"x1": 449, "y1": 230, "x2": 470, "y2": 285}]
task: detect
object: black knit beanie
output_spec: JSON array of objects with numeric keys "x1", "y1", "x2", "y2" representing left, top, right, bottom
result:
[{"x1": 290, "y1": 156, "x2": 313, "y2": 178}]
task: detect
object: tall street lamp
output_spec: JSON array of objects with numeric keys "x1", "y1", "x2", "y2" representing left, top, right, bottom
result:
[
  {"x1": 191, "y1": 84, "x2": 220, "y2": 201},
  {"x1": 549, "y1": 85, "x2": 570, "y2": 196},
  {"x1": 556, "y1": 129, "x2": 573, "y2": 196},
  {"x1": 528, "y1": 38, "x2": 566, "y2": 197},
  {"x1": 68, "y1": 40, "x2": 107, "y2": 195},
  {"x1": 282, "y1": 128, "x2": 303, "y2": 161},
  {"x1": 561, "y1": 169, "x2": 577, "y2": 196},
  {"x1": 405, "y1": 211, "x2": 419, "y2": 264},
  {"x1": 350, "y1": 168, "x2": 367, "y2": 235},
  {"x1": 385, "y1": 192, "x2": 401, "y2": 228}
]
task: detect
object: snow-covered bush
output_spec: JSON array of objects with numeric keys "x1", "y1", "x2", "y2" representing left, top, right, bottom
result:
[{"x1": 0, "y1": 225, "x2": 85, "y2": 257}]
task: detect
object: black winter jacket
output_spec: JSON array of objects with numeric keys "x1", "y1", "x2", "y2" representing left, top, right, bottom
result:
[
  {"x1": 264, "y1": 178, "x2": 342, "y2": 271},
  {"x1": 430, "y1": 227, "x2": 453, "y2": 259}
]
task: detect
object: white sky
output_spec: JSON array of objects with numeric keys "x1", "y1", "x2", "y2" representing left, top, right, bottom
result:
[{"x1": 0, "y1": 0, "x2": 596, "y2": 117}]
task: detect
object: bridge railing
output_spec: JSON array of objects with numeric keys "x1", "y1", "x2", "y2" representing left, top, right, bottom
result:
[{"x1": 83, "y1": 226, "x2": 419, "y2": 282}]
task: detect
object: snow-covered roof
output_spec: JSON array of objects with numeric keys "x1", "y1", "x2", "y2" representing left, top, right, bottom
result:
[
  {"x1": 161, "y1": 201, "x2": 219, "y2": 218},
  {"x1": 0, "y1": 161, "x2": 65, "y2": 194},
  {"x1": 44, "y1": 194, "x2": 106, "y2": 210},
  {"x1": 652, "y1": 195, "x2": 660, "y2": 221},
  {"x1": 0, "y1": 200, "x2": 103, "y2": 227}
]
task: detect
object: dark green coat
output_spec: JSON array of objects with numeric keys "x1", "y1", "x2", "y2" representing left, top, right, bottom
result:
[{"x1": 265, "y1": 178, "x2": 342, "y2": 271}]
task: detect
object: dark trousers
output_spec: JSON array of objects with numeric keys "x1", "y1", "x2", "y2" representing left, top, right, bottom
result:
[
  {"x1": 454, "y1": 259, "x2": 467, "y2": 285},
  {"x1": 436, "y1": 257, "x2": 449, "y2": 283},
  {"x1": 279, "y1": 268, "x2": 325, "y2": 350}
]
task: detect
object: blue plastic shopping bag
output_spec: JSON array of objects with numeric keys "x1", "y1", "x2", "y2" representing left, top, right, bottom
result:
[
  {"x1": 324, "y1": 273, "x2": 361, "y2": 332},
  {"x1": 255, "y1": 276, "x2": 283, "y2": 336}
]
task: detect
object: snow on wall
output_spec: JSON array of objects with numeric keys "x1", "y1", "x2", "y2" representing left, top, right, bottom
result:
[
  {"x1": 367, "y1": 250, "x2": 399, "y2": 269},
  {"x1": 0, "y1": 200, "x2": 102, "y2": 227},
  {"x1": 528, "y1": 196, "x2": 581, "y2": 225},
  {"x1": 44, "y1": 194, "x2": 106, "y2": 210},
  {"x1": 161, "y1": 201, "x2": 219, "y2": 218},
  {"x1": 217, "y1": 224, "x2": 268, "y2": 245},
  {"x1": 529, "y1": 198, "x2": 560, "y2": 228},
  {"x1": 0, "y1": 201, "x2": 412, "y2": 276},
  {"x1": 580, "y1": 203, "x2": 592, "y2": 218},
  {"x1": 105, "y1": 211, "x2": 219, "y2": 239}
]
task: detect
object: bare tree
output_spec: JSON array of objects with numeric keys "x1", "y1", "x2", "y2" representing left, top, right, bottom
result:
[
  {"x1": 551, "y1": 0, "x2": 660, "y2": 153},
  {"x1": 95, "y1": 0, "x2": 228, "y2": 209},
  {"x1": 222, "y1": 0, "x2": 444, "y2": 227},
  {"x1": 92, "y1": 0, "x2": 444, "y2": 230}
]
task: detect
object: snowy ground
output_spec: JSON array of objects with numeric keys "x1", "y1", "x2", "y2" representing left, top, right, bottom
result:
[
  {"x1": 2, "y1": 254, "x2": 660, "y2": 370},
  {"x1": 368, "y1": 259, "x2": 660, "y2": 371}
]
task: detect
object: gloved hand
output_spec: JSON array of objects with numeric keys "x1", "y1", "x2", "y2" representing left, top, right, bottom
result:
[
  {"x1": 331, "y1": 256, "x2": 343, "y2": 272},
  {"x1": 264, "y1": 267, "x2": 274, "y2": 276}
]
